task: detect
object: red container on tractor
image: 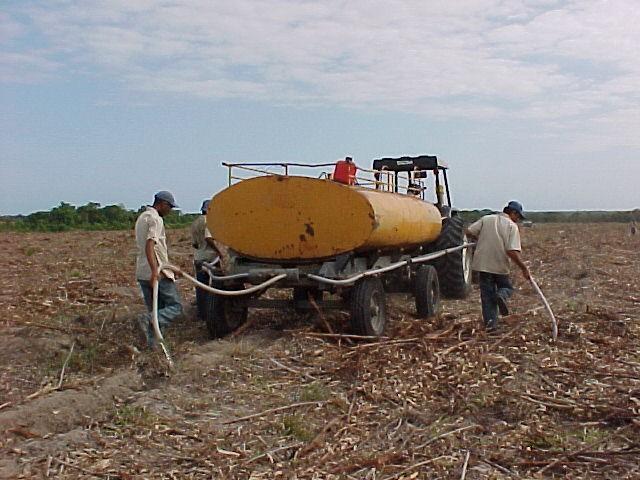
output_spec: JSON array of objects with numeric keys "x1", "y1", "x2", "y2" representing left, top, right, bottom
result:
[{"x1": 332, "y1": 157, "x2": 357, "y2": 185}]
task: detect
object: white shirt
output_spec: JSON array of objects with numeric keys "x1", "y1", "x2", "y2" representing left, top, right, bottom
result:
[
  {"x1": 467, "y1": 213, "x2": 521, "y2": 275},
  {"x1": 135, "y1": 207, "x2": 175, "y2": 281}
]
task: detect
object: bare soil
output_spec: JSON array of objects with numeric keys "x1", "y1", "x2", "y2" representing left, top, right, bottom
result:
[{"x1": 0, "y1": 224, "x2": 639, "y2": 479}]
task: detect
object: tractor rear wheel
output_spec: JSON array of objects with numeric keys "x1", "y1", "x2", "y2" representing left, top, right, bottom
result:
[
  {"x1": 205, "y1": 292, "x2": 248, "y2": 339},
  {"x1": 350, "y1": 278, "x2": 387, "y2": 336},
  {"x1": 432, "y1": 216, "x2": 472, "y2": 298},
  {"x1": 414, "y1": 265, "x2": 440, "y2": 318}
]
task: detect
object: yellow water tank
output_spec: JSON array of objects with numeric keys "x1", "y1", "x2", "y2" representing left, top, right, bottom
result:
[{"x1": 207, "y1": 175, "x2": 442, "y2": 262}]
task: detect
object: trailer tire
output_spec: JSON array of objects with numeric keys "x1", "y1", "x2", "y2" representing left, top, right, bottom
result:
[
  {"x1": 432, "y1": 216, "x2": 472, "y2": 298},
  {"x1": 414, "y1": 265, "x2": 440, "y2": 318},
  {"x1": 350, "y1": 278, "x2": 387, "y2": 336},
  {"x1": 205, "y1": 293, "x2": 248, "y2": 339}
]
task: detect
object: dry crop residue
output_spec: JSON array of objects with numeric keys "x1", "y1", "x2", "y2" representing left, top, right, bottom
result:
[{"x1": 0, "y1": 224, "x2": 639, "y2": 478}]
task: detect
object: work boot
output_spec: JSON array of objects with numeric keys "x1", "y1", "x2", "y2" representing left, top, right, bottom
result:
[
  {"x1": 496, "y1": 294, "x2": 509, "y2": 316},
  {"x1": 485, "y1": 318, "x2": 498, "y2": 333}
]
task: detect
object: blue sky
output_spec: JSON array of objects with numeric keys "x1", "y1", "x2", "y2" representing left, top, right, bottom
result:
[{"x1": 1, "y1": 0, "x2": 639, "y2": 214}]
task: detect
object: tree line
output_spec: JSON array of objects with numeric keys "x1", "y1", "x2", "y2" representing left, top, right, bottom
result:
[
  {"x1": 0, "y1": 202, "x2": 197, "y2": 232},
  {"x1": 1, "y1": 202, "x2": 638, "y2": 233},
  {"x1": 458, "y1": 209, "x2": 639, "y2": 224}
]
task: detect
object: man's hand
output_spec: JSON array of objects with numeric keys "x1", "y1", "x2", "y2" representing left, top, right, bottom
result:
[{"x1": 521, "y1": 266, "x2": 532, "y2": 282}]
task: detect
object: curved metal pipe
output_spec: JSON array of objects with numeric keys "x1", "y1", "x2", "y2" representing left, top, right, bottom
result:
[
  {"x1": 202, "y1": 268, "x2": 250, "y2": 282},
  {"x1": 306, "y1": 243, "x2": 474, "y2": 286},
  {"x1": 161, "y1": 264, "x2": 286, "y2": 296}
]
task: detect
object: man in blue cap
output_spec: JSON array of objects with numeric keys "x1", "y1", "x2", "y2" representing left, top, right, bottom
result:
[
  {"x1": 190, "y1": 199, "x2": 220, "y2": 320},
  {"x1": 465, "y1": 201, "x2": 531, "y2": 331},
  {"x1": 134, "y1": 191, "x2": 183, "y2": 346}
]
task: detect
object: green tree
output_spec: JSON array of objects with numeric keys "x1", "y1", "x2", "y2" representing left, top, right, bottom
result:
[
  {"x1": 102, "y1": 204, "x2": 130, "y2": 224},
  {"x1": 49, "y1": 202, "x2": 77, "y2": 228},
  {"x1": 77, "y1": 202, "x2": 102, "y2": 224}
]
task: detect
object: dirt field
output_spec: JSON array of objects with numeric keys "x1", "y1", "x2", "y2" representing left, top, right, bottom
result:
[{"x1": 1, "y1": 224, "x2": 639, "y2": 479}]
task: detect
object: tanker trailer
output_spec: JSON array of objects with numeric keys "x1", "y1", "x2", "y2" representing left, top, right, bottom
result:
[{"x1": 203, "y1": 155, "x2": 473, "y2": 338}]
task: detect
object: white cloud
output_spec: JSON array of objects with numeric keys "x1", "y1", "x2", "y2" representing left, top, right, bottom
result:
[
  {"x1": 3, "y1": 0, "x2": 640, "y2": 150},
  {"x1": 0, "y1": 51, "x2": 59, "y2": 83}
]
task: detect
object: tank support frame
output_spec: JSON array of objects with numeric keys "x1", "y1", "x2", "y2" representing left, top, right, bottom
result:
[
  {"x1": 193, "y1": 242, "x2": 473, "y2": 337},
  {"x1": 203, "y1": 243, "x2": 473, "y2": 291}
]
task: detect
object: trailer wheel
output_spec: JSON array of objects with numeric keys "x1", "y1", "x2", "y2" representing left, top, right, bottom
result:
[
  {"x1": 432, "y1": 216, "x2": 472, "y2": 298},
  {"x1": 205, "y1": 293, "x2": 248, "y2": 339},
  {"x1": 414, "y1": 265, "x2": 440, "y2": 318},
  {"x1": 350, "y1": 278, "x2": 387, "y2": 336}
]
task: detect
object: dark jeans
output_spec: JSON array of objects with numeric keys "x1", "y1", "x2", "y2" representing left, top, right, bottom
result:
[
  {"x1": 138, "y1": 278, "x2": 183, "y2": 341},
  {"x1": 194, "y1": 261, "x2": 211, "y2": 320},
  {"x1": 478, "y1": 272, "x2": 513, "y2": 327}
]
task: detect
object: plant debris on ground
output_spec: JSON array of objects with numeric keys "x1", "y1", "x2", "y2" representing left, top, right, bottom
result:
[{"x1": 0, "y1": 224, "x2": 638, "y2": 478}]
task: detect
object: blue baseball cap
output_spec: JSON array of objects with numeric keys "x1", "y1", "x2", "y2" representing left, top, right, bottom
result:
[
  {"x1": 506, "y1": 200, "x2": 525, "y2": 219},
  {"x1": 201, "y1": 199, "x2": 211, "y2": 213},
  {"x1": 154, "y1": 191, "x2": 178, "y2": 208}
]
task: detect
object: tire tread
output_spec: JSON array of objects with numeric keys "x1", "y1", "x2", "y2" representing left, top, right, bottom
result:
[
  {"x1": 433, "y1": 216, "x2": 472, "y2": 299},
  {"x1": 414, "y1": 265, "x2": 440, "y2": 318},
  {"x1": 350, "y1": 278, "x2": 386, "y2": 336}
]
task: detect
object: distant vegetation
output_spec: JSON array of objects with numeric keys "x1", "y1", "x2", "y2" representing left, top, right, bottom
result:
[
  {"x1": 459, "y1": 209, "x2": 640, "y2": 224},
  {"x1": 0, "y1": 202, "x2": 197, "y2": 232},
  {"x1": 0, "y1": 202, "x2": 638, "y2": 233}
]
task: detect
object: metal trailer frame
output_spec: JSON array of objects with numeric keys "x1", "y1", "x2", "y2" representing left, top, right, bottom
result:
[{"x1": 203, "y1": 242, "x2": 473, "y2": 338}]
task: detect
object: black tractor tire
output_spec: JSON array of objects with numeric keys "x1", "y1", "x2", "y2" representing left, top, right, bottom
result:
[
  {"x1": 205, "y1": 293, "x2": 248, "y2": 339},
  {"x1": 432, "y1": 216, "x2": 473, "y2": 299},
  {"x1": 414, "y1": 265, "x2": 440, "y2": 318},
  {"x1": 349, "y1": 277, "x2": 387, "y2": 336}
]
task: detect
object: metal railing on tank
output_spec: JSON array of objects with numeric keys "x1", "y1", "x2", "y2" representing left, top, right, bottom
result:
[
  {"x1": 355, "y1": 166, "x2": 431, "y2": 200},
  {"x1": 222, "y1": 161, "x2": 432, "y2": 201},
  {"x1": 222, "y1": 162, "x2": 337, "y2": 186},
  {"x1": 354, "y1": 166, "x2": 394, "y2": 191}
]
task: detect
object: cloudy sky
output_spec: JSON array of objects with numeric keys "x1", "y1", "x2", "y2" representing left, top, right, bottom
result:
[{"x1": 2, "y1": 0, "x2": 639, "y2": 214}]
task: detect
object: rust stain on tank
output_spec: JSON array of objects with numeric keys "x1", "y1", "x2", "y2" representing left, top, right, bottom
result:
[{"x1": 305, "y1": 223, "x2": 315, "y2": 236}]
